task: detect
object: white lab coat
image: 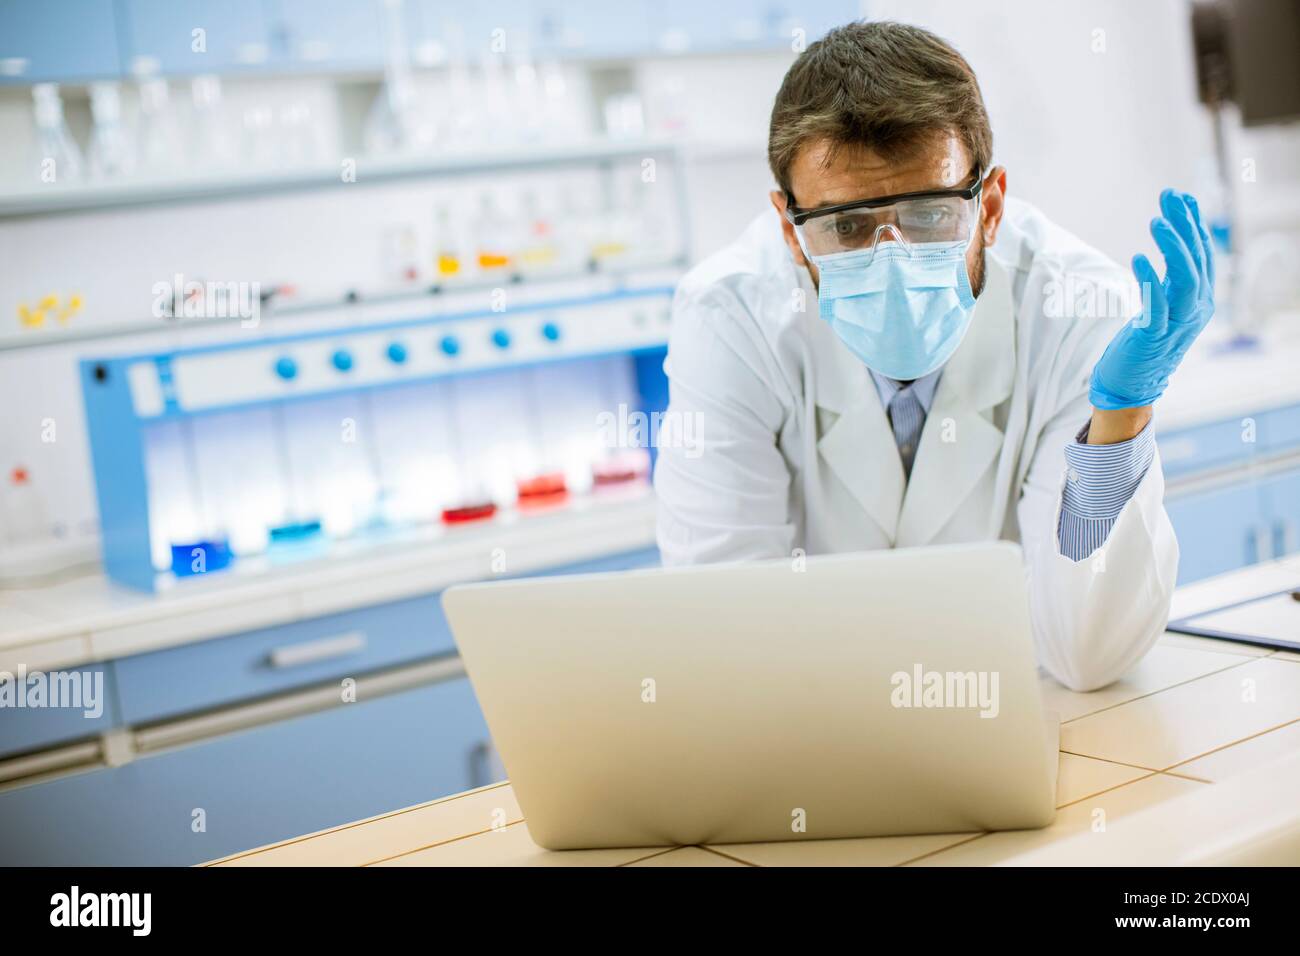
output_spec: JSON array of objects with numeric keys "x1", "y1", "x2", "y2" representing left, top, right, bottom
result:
[{"x1": 654, "y1": 198, "x2": 1179, "y2": 692}]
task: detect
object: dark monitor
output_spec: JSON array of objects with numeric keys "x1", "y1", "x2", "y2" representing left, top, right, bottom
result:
[{"x1": 1193, "y1": 0, "x2": 1300, "y2": 126}]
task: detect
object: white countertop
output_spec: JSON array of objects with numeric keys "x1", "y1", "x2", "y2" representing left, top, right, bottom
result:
[
  {"x1": 1158, "y1": 320, "x2": 1300, "y2": 431},
  {"x1": 209, "y1": 556, "x2": 1300, "y2": 867},
  {"x1": 0, "y1": 488, "x2": 659, "y2": 671}
]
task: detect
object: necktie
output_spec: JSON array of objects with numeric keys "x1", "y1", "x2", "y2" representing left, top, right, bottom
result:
[{"x1": 887, "y1": 386, "x2": 925, "y2": 479}]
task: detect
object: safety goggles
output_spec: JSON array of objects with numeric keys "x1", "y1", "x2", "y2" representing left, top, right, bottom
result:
[{"x1": 785, "y1": 168, "x2": 984, "y2": 260}]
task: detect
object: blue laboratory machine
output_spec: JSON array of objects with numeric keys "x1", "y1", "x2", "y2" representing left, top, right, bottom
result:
[{"x1": 78, "y1": 148, "x2": 686, "y2": 591}]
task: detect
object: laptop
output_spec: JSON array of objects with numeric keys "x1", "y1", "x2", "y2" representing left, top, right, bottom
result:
[{"x1": 441, "y1": 541, "x2": 1059, "y2": 850}]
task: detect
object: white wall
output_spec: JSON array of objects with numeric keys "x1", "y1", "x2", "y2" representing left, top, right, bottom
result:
[
  {"x1": 868, "y1": 0, "x2": 1217, "y2": 264},
  {"x1": 660, "y1": 0, "x2": 1298, "y2": 265}
]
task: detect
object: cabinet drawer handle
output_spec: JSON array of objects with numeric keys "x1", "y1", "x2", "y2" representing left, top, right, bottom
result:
[
  {"x1": 1245, "y1": 527, "x2": 1268, "y2": 565},
  {"x1": 1255, "y1": 525, "x2": 1271, "y2": 563},
  {"x1": 468, "y1": 740, "x2": 504, "y2": 790},
  {"x1": 1276, "y1": 519, "x2": 1296, "y2": 558},
  {"x1": 268, "y1": 631, "x2": 367, "y2": 669}
]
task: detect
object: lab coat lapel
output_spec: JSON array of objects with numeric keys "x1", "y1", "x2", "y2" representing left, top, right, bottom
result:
[
  {"x1": 895, "y1": 255, "x2": 1016, "y2": 547},
  {"x1": 810, "y1": 313, "x2": 907, "y2": 543}
]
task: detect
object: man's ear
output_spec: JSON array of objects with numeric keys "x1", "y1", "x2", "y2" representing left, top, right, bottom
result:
[
  {"x1": 770, "y1": 190, "x2": 809, "y2": 267},
  {"x1": 980, "y1": 167, "x2": 1007, "y2": 246}
]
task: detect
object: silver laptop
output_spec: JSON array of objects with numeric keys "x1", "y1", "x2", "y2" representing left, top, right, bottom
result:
[{"x1": 442, "y1": 541, "x2": 1058, "y2": 850}]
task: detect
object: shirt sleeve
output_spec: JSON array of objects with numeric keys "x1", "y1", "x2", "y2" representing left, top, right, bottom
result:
[{"x1": 1057, "y1": 418, "x2": 1156, "y2": 561}]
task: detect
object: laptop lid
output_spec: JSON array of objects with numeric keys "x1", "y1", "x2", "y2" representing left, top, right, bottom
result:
[{"x1": 442, "y1": 541, "x2": 1057, "y2": 849}]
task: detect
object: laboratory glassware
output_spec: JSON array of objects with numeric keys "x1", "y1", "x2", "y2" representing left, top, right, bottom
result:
[
  {"x1": 31, "y1": 83, "x2": 83, "y2": 183},
  {"x1": 474, "y1": 193, "x2": 514, "y2": 273},
  {"x1": 88, "y1": 82, "x2": 135, "y2": 179},
  {"x1": 136, "y1": 76, "x2": 183, "y2": 174},
  {"x1": 433, "y1": 201, "x2": 464, "y2": 279},
  {"x1": 191, "y1": 74, "x2": 234, "y2": 169},
  {"x1": 364, "y1": 0, "x2": 430, "y2": 154}
]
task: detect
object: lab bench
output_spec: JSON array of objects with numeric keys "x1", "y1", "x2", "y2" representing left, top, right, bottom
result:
[
  {"x1": 0, "y1": 494, "x2": 660, "y2": 866},
  {"x1": 206, "y1": 557, "x2": 1300, "y2": 867},
  {"x1": 3, "y1": 336, "x2": 1299, "y2": 865}
]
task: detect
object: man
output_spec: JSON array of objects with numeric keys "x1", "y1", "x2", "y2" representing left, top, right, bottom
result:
[{"x1": 654, "y1": 22, "x2": 1214, "y2": 692}]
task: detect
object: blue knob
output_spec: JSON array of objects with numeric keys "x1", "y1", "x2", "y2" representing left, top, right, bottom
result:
[
  {"x1": 541, "y1": 321, "x2": 561, "y2": 342},
  {"x1": 274, "y1": 356, "x2": 298, "y2": 381},
  {"x1": 491, "y1": 328, "x2": 511, "y2": 350},
  {"x1": 331, "y1": 349, "x2": 353, "y2": 372},
  {"x1": 386, "y1": 342, "x2": 408, "y2": 364},
  {"x1": 439, "y1": 335, "x2": 460, "y2": 357}
]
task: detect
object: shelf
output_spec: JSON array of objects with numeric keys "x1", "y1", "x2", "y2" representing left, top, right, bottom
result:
[
  {"x1": 0, "y1": 256, "x2": 685, "y2": 354},
  {"x1": 0, "y1": 137, "x2": 682, "y2": 220}
]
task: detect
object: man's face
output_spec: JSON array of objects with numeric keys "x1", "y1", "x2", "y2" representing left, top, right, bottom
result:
[{"x1": 770, "y1": 133, "x2": 1006, "y2": 297}]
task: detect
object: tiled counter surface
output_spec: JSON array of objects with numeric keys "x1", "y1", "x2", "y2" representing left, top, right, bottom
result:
[{"x1": 208, "y1": 556, "x2": 1300, "y2": 867}]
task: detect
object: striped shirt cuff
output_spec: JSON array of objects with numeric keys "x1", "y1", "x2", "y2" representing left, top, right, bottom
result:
[{"x1": 1057, "y1": 419, "x2": 1155, "y2": 561}]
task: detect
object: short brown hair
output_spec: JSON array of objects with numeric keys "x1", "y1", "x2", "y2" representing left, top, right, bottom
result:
[{"x1": 768, "y1": 21, "x2": 992, "y2": 197}]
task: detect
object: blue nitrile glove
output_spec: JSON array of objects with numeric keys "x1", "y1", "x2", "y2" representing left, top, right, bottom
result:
[{"x1": 1089, "y1": 189, "x2": 1216, "y2": 409}]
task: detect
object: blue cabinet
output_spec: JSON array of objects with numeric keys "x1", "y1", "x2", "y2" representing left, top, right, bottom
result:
[
  {"x1": 111, "y1": 547, "x2": 661, "y2": 726},
  {"x1": 0, "y1": 674, "x2": 496, "y2": 866},
  {"x1": 0, "y1": 0, "x2": 122, "y2": 83},
  {"x1": 270, "y1": 0, "x2": 384, "y2": 72},
  {"x1": 786, "y1": 0, "x2": 863, "y2": 45},
  {"x1": 1161, "y1": 402, "x2": 1300, "y2": 584},
  {"x1": 122, "y1": 0, "x2": 389, "y2": 76},
  {"x1": 0, "y1": 663, "x2": 120, "y2": 758},
  {"x1": 1158, "y1": 416, "x2": 1259, "y2": 479},
  {"x1": 119, "y1": 0, "x2": 387, "y2": 76},
  {"x1": 1259, "y1": 467, "x2": 1300, "y2": 560},
  {"x1": 112, "y1": 591, "x2": 454, "y2": 725},
  {"x1": 0, "y1": 0, "x2": 861, "y2": 84},
  {"x1": 529, "y1": 544, "x2": 660, "y2": 577},
  {"x1": 117, "y1": 0, "x2": 273, "y2": 75},
  {"x1": 407, "y1": 0, "x2": 530, "y2": 61},
  {"x1": 1260, "y1": 403, "x2": 1300, "y2": 452},
  {"x1": 1165, "y1": 481, "x2": 1268, "y2": 586},
  {"x1": 650, "y1": 0, "x2": 856, "y2": 54},
  {"x1": 4, "y1": 0, "x2": 389, "y2": 83},
  {"x1": 653, "y1": 1, "x2": 772, "y2": 54},
  {"x1": 528, "y1": 1, "x2": 654, "y2": 59}
]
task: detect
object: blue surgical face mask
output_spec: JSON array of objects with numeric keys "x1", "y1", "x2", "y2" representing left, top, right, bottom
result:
[{"x1": 814, "y1": 238, "x2": 977, "y2": 381}]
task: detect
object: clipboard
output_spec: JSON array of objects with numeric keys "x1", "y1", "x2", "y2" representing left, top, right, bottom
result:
[{"x1": 1166, "y1": 586, "x2": 1300, "y2": 651}]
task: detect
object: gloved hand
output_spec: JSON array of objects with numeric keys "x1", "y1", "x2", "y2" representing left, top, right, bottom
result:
[{"x1": 1089, "y1": 189, "x2": 1216, "y2": 409}]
